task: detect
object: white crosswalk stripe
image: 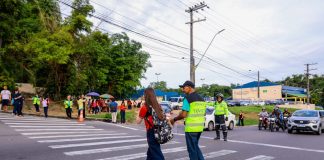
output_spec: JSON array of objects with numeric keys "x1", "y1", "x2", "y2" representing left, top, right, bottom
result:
[
  {"x1": 15, "y1": 128, "x2": 104, "y2": 131},
  {"x1": 64, "y1": 141, "x2": 180, "y2": 156},
  {"x1": 21, "y1": 131, "x2": 114, "y2": 136},
  {"x1": 245, "y1": 155, "x2": 274, "y2": 160},
  {"x1": 49, "y1": 139, "x2": 147, "y2": 149},
  {"x1": 29, "y1": 133, "x2": 121, "y2": 139},
  {"x1": 96, "y1": 146, "x2": 195, "y2": 160},
  {"x1": 38, "y1": 135, "x2": 142, "y2": 143},
  {"x1": 9, "y1": 125, "x2": 94, "y2": 128},
  {"x1": 5, "y1": 122, "x2": 83, "y2": 125},
  {"x1": 175, "y1": 150, "x2": 237, "y2": 160}
]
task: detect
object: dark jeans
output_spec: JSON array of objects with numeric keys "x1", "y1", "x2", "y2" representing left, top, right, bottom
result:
[
  {"x1": 238, "y1": 118, "x2": 244, "y2": 126},
  {"x1": 146, "y1": 129, "x2": 164, "y2": 160},
  {"x1": 185, "y1": 132, "x2": 204, "y2": 160},
  {"x1": 34, "y1": 104, "x2": 40, "y2": 112},
  {"x1": 65, "y1": 108, "x2": 72, "y2": 118},
  {"x1": 13, "y1": 103, "x2": 18, "y2": 115},
  {"x1": 44, "y1": 107, "x2": 48, "y2": 118},
  {"x1": 120, "y1": 110, "x2": 126, "y2": 123},
  {"x1": 17, "y1": 103, "x2": 23, "y2": 116}
]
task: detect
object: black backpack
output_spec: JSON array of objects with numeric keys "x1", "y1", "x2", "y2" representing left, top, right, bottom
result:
[{"x1": 145, "y1": 106, "x2": 173, "y2": 144}]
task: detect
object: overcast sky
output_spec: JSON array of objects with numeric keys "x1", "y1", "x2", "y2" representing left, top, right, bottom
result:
[{"x1": 60, "y1": 0, "x2": 324, "y2": 88}]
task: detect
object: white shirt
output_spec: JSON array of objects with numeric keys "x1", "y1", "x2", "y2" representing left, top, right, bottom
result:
[
  {"x1": 1, "y1": 90, "x2": 11, "y2": 100},
  {"x1": 42, "y1": 99, "x2": 48, "y2": 107}
]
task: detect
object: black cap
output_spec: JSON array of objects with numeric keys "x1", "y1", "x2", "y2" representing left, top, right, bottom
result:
[{"x1": 179, "y1": 81, "x2": 195, "y2": 88}]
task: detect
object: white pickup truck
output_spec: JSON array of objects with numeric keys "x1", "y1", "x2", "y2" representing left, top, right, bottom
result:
[{"x1": 169, "y1": 97, "x2": 184, "y2": 110}]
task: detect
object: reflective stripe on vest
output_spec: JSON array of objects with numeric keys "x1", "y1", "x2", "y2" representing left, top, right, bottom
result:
[
  {"x1": 185, "y1": 101, "x2": 207, "y2": 132},
  {"x1": 214, "y1": 101, "x2": 228, "y2": 116}
]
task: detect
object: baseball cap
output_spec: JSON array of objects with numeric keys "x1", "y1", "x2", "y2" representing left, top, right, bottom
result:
[{"x1": 179, "y1": 81, "x2": 195, "y2": 88}]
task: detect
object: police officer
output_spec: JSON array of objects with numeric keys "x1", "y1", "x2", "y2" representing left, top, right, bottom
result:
[
  {"x1": 32, "y1": 94, "x2": 41, "y2": 112},
  {"x1": 64, "y1": 95, "x2": 73, "y2": 119},
  {"x1": 171, "y1": 81, "x2": 206, "y2": 160},
  {"x1": 214, "y1": 93, "x2": 229, "y2": 141}
]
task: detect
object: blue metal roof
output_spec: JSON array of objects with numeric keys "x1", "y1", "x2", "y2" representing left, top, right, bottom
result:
[
  {"x1": 235, "y1": 81, "x2": 279, "y2": 89},
  {"x1": 131, "y1": 89, "x2": 180, "y2": 99}
]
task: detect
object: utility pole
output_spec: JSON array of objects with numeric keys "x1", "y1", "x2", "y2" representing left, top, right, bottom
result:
[
  {"x1": 186, "y1": 2, "x2": 208, "y2": 84},
  {"x1": 257, "y1": 71, "x2": 260, "y2": 99},
  {"x1": 305, "y1": 63, "x2": 317, "y2": 105}
]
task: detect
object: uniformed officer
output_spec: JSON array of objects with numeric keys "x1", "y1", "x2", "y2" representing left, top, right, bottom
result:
[{"x1": 214, "y1": 93, "x2": 229, "y2": 141}]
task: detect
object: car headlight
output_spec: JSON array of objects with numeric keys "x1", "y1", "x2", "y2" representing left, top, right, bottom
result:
[{"x1": 310, "y1": 120, "x2": 318, "y2": 124}]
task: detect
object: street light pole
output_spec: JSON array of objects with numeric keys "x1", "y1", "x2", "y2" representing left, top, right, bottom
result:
[{"x1": 155, "y1": 73, "x2": 161, "y2": 82}]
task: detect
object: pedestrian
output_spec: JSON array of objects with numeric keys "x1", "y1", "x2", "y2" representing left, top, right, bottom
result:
[
  {"x1": 109, "y1": 98, "x2": 118, "y2": 123},
  {"x1": 170, "y1": 81, "x2": 206, "y2": 160},
  {"x1": 82, "y1": 95, "x2": 86, "y2": 118},
  {"x1": 213, "y1": 93, "x2": 229, "y2": 141},
  {"x1": 136, "y1": 88, "x2": 165, "y2": 160},
  {"x1": 127, "y1": 99, "x2": 132, "y2": 110},
  {"x1": 77, "y1": 96, "x2": 84, "y2": 118},
  {"x1": 0, "y1": 85, "x2": 11, "y2": 112},
  {"x1": 12, "y1": 88, "x2": 23, "y2": 116},
  {"x1": 32, "y1": 94, "x2": 41, "y2": 113},
  {"x1": 91, "y1": 99, "x2": 97, "y2": 114},
  {"x1": 120, "y1": 101, "x2": 126, "y2": 124},
  {"x1": 238, "y1": 110, "x2": 244, "y2": 126},
  {"x1": 87, "y1": 98, "x2": 92, "y2": 114},
  {"x1": 42, "y1": 97, "x2": 48, "y2": 118},
  {"x1": 132, "y1": 100, "x2": 137, "y2": 109},
  {"x1": 64, "y1": 95, "x2": 73, "y2": 119},
  {"x1": 137, "y1": 100, "x2": 142, "y2": 108}
]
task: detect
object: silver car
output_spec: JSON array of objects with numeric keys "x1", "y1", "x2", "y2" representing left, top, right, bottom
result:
[{"x1": 287, "y1": 110, "x2": 324, "y2": 135}]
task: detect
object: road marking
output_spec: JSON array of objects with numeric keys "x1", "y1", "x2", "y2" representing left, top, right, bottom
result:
[
  {"x1": 5, "y1": 122, "x2": 81, "y2": 125},
  {"x1": 64, "y1": 141, "x2": 180, "y2": 156},
  {"x1": 105, "y1": 123, "x2": 139, "y2": 130},
  {"x1": 1, "y1": 120, "x2": 71, "y2": 122},
  {"x1": 29, "y1": 133, "x2": 122, "y2": 139},
  {"x1": 245, "y1": 155, "x2": 274, "y2": 160},
  {"x1": 49, "y1": 139, "x2": 147, "y2": 149},
  {"x1": 96, "y1": 146, "x2": 196, "y2": 160},
  {"x1": 9, "y1": 125, "x2": 94, "y2": 128},
  {"x1": 15, "y1": 128, "x2": 103, "y2": 131},
  {"x1": 21, "y1": 131, "x2": 114, "y2": 136},
  {"x1": 200, "y1": 135, "x2": 324, "y2": 154},
  {"x1": 38, "y1": 135, "x2": 141, "y2": 143},
  {"x1": 175, "y1": 150, "x2": 237, "y2": 160}
]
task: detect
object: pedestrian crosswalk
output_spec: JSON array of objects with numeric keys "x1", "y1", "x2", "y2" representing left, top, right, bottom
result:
[{"x1": 0, "y1": 113, "x2": 276, "y2": 160}]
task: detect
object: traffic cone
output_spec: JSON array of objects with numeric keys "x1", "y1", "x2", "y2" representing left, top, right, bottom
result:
[{"x1": 78, "y1": 110, "x2": 84, "y2": 123}]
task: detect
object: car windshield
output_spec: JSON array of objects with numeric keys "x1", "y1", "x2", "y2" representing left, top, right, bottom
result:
[
  {"x1": 293, "y1": 110, "x2": 318, "y2": 117},
  {"x1": 169, "y1": 98, "x2": 178, "y2": 102},
  {"x1": 206, "y1": 108, "x2": 214, "y2": 115}
]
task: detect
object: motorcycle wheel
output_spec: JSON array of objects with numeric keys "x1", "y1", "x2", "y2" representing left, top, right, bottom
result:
[
  {"x1": 276, "y1": 127, "x2": 279, "y2": 132},
  {"x1": 258, "y1": 122, "x2": 262, "y2": 130},
  {"x1": 270, "y1": 124, "x2": 274, "y2": 132}
]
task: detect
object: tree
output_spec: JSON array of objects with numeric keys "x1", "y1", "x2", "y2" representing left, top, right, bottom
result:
[{"x1": 149, "y1": 81, "x2": 167, "y2": 91}]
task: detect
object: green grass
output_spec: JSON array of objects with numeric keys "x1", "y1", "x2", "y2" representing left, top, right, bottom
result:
[
  {"x1": 228, "y1": 105, "x2": 299, "y2": 126},
  {"x1": 86, "y1": 110, "x2": 136, "y2": 123}
]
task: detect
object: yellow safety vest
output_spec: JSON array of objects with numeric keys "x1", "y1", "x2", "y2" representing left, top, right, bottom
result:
[
  {"x1": 214, "y1": 101, "x2": 228, "y2": 117},
  {"x1": 64, "y1": 100, "x2": 73, "y2": 109},
  {"x1": 185, "y1": 101, "x2": 207, "y2": 132},
  {"x1": 33, "y1": 97, "x2": 40, "y2": 105}
]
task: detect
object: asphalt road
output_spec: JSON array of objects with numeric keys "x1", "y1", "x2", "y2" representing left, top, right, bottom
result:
[{"x1": 0, "y1": 112, "x2": 324, "y2": 160}]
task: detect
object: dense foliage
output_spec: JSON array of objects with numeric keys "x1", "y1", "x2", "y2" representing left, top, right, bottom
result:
[{"x1": 0, "y1": 0, "x2": 150, "y2": 99}]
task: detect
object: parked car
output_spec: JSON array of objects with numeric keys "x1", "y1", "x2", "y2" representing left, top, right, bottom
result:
[
  {"x1": 204, "y1": 106, "x2": 236, "y2": 131},
  {"x1": 239, "y1": 100, "x2": 252, "y2": 106},
  {"x1": 252, "y1": 101, "x2": 265, "y2": 106},
  {"x1": 160, "y1": 101, "x2": 172, "y2": 114},
  {"x1": 287, "y1": 110, "x2": 324, "y2": 135},
  {"x1": 227, "y1": 100, "x2": 240, "y2": 107},
  {"x1": 169, "y1": 97, "x2": 184, "y2": 110}
]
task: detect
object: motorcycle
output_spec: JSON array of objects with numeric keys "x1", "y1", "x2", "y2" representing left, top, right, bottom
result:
[
  {"x1": 269, "y1": 116, "x2": 276, "y2": 132},
  {"x1": 283, "y1": 116, "x2": 288, "y2": 129},
  {"x1": 258, "y1": 117, "x2": 268, "y2": 130}
]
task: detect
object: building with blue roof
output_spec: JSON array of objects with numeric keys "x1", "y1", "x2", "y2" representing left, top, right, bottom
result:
[{"x1": 232, "y1": 81, "x2": 307, "y2": 102}]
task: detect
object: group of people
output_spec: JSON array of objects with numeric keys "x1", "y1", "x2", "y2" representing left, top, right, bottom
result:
[
  {"x1": 136, "y1": 81, "x2": 231, "y2": 160},
  {"x1": 258, "y1": 105, "x2": 291, "y2": 129},
  {"x1": 1, "y1": 86, "x2": 25, "y2": 117},
  {"x1": 32, "y1": 94, "x2": 50, "y2": 118}
]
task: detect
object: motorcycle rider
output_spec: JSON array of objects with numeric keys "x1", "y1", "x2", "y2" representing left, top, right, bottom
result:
[
  {"x1": 258, "y1": 108, "x2": 269, "y2": 127},
  {"x1": 283, "y1": 108, "x2": 291, "y2": 117},
  {"x1": 213, "y1": 93, "x2": 229, "y2": 141},
  {"x1": 271, "y1": 105, "x2": 284, "y2": 130}
]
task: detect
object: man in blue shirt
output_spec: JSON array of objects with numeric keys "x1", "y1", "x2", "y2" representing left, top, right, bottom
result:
[{"x1": 109, "y1": 98, "x2": 118, "y2": 123}]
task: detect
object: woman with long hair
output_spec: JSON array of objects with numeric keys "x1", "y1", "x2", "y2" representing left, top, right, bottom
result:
[{"x1": 136, "y1": 88, "x2": 165, "y2": 160}]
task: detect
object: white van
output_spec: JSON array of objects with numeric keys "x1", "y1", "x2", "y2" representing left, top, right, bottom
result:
[{"x1": 169, "y1": 97, "x2": 184, "y2": 110}]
